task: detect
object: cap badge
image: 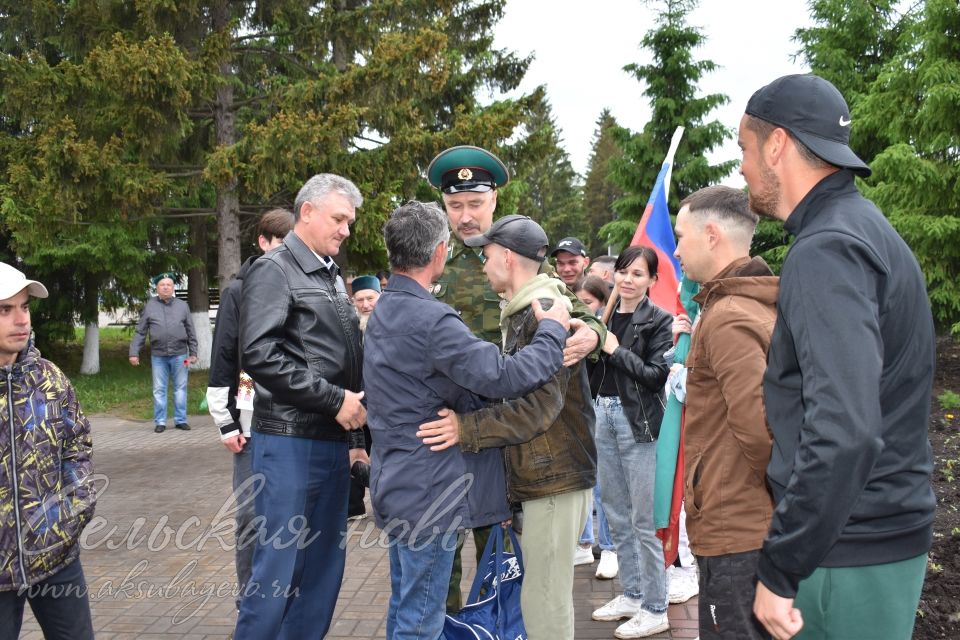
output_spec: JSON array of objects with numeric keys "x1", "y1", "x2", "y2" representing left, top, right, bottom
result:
[
  {"x1": 457, "y1": 168, "x2": 473, "y2": 180},
  {"x1": 838, "y1": 116, "x2": 851, "y2": 127}
]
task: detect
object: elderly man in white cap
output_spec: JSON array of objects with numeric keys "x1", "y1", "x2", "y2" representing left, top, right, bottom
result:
[{"x1": 0, "y1": 262, "x2": 96, "y2": 640}]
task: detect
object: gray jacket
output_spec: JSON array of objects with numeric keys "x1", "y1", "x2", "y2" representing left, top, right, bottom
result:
[{"x1": 129, "y1": 296, "x2": 198, "y2": 358}]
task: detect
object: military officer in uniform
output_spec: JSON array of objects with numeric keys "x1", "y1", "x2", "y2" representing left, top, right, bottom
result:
[{"x1": 426, "y1": 144, "x2": 607, "y2": 611}]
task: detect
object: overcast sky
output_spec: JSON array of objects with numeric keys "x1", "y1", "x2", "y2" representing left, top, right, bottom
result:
[{"x1": 492, "y1": 1, "x2": 814, "y2": 187}]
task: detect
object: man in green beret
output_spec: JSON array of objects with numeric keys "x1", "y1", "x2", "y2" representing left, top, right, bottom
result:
[
  {"x1": 426, "y1": 144, "x2": 607, "y2": 611},
  {"x1": 129, "y1": 272, "x2": 198, "y2": 433}
]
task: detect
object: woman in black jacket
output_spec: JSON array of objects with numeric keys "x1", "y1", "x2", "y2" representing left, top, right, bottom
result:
[{"x1": 589, "y1": 246, "x2": 674, "y2": 638}]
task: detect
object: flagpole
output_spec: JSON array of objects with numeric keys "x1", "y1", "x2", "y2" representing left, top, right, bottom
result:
[{"x1": 601, "y1": 283, "x2": 619, "y2": 325}]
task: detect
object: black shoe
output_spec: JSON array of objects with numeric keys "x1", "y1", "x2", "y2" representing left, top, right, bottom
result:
[
  {"x1": 155, "y1": 424, "x2": 166, "y2": 433},
  {"x1": 592, "y1": 544, "x2": 602, "y2": 559},
  {"x1": 174, "y1": 423, "x2": 191, "y2": 430},
  {"x1": 351, "y1": 461, "x2": 370, "y2": 488}
]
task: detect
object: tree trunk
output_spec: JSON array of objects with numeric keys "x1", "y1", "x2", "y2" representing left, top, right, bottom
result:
[
  {"x1": 213, "y1": 0, "x2": 241, "y2": 295},
  {"x1": 79, "y1": 272, "x2": 100, "y2": 374},
  {"x1": 189, "y1": 216, "x2": 212, "y2": 369},
  {"x1": 80, "y1": 322, "x2": 100, "y2": 375}
]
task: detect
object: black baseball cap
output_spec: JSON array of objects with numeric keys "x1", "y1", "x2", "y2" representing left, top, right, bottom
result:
[
  {"x1": 550, "y1": 237, "x2": 587, "y2": 258},
  {"x1": 463, "y1": 215, "x2": 548, "y2": 262},
  {"x1": 745, "y1": 74, "x2": 871, "y2": 177}
]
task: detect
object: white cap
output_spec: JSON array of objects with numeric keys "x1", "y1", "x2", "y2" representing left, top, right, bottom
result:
[{"x1": 0, "y1": 262, "x2": 49, "y2": 300}]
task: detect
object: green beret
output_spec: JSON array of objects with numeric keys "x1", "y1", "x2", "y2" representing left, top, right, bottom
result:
[
  {"x1": 151, "y1": 272, "x2": 178, "y2": 286},
  {"x1": 426, "y1": 145, "x2": 510, "y2": 194}
]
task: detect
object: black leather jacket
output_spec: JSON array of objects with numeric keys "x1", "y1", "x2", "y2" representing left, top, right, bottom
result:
[
  {"x1": 591, "y1": 297, "x2": 673, "y2": 442},
  {"x1": 239, "y1": 231, "x2": 363, "y2": 442}
]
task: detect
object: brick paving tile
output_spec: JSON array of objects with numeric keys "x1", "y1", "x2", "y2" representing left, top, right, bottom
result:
[{"x1": 18, "y1": 414, "x2": 701, "y2": 639}]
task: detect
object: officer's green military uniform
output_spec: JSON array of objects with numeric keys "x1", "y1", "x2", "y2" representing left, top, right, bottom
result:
[{"x1": 427, "y1": 145, "x2": 606, "y2": 611}]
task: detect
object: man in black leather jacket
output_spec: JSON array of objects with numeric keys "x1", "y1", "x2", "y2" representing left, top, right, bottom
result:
[{"x1": 233, "y1": 173, "x2": 368, "y2": 640}]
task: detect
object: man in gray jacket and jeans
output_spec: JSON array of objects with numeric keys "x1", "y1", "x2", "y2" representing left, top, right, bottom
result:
[{"x1": 129, "y1": 272, "x2": 198, "y2": 433}]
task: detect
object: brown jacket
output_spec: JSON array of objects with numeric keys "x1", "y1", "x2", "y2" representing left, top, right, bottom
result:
[
  {"x1": 683, "y1": 257, "x2": 778, "y2": 556},
  {"x1": 458, "y1": 299, "x2": 597, "y2": 503}
]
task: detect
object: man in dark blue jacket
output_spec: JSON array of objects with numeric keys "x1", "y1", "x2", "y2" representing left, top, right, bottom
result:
[
  {"x1": 364, "y1": 201, "x2": 570, "y2": 640},
  {"x1": 739, "y1": 74, "x2": 935, "y2": 640}
]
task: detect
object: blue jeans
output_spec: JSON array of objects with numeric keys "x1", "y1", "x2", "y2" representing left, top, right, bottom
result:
[
  {"x1": 387, "y1": 532, "x2": 458, "y2": 640},
  {"x1": 232, "y1": 439, "x2": 257, "y2": 610},
  {"x1": 0, "y1": 559, "x2": 94, "y2": 640},
  {"x1": 151, "y1": 353, "x2": 188, "y2": 425},
  {"x1": 234, "y1": 433, "x2": 349, "y2": 640},
  {"x1": 579, "y1": 481, "x2": 615, "y2": 550},
  {"x1": 595, "y1": 396, "x2": 666, "y2": 614}
]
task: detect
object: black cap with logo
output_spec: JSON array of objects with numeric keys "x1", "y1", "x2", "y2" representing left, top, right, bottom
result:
[
  {"x1": 463, "y1": 215, "x2": 548, "y2": 262},
  {"x1": 745, "y1": 73, "x2": 871, "y2": 177},
  {"x1": 550, "y1": 237, "x2": 588, "y2": 258}
]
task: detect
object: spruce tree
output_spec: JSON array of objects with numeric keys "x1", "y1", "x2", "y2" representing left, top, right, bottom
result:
[
  {"x1": 603, "y1": 0, "x2": 735, "y2": 250},
  {"x1": 582, "y1": 109, "x2": 624, "y2": 256}
]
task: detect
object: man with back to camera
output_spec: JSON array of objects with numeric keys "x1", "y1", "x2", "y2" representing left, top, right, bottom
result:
[
  {"x1": 416, "y1": 214, "x2": 597, "y2": 640},
  {"x1": 588, "y1": 254, "x2": 617, "y2": 287},
  {"x1": 205, "y1": 207, "x2": 294, "y2": 611},
  {"x1": 364, "y1": 201, "x2": 571, "y2": 640},
  {"x1": 426, "y1": 144, "x2": 606, "y2": 611},
  {"x1": 550, "y1": 236, "x2": 591, "y2": 288},
  {"x1": 738, "y1": 73, "x2": 936, "y2": 640},
  {"x1": 129, "y1": 272, "x2": 198, "y2": 433},
  {"x1": 0, "y1": 262, "x2": 96, "y2": 640},
  {"x1": 672, "y1": 185, "x2": 778, "y2": 639},
  {"x1": 234, "y1": 174, "x2": 368, "y2": 640}
]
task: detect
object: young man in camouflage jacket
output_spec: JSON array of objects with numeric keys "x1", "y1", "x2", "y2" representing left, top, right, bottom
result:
[{"x1": 0, "y1": 262, "x2": 96, "y2": 639}]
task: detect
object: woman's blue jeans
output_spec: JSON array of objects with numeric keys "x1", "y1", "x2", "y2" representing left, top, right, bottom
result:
[{"x1": 594, "y1": 396, "x2": 667, "y2": 614}]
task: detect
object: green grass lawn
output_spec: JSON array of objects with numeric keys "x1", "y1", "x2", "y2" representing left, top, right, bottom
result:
[{"x1": 43, "y1": 327, "x2": 208, "y2": 421}]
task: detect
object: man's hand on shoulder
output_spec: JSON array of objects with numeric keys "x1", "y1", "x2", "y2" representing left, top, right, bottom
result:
[
  {"x1": 336, "y1": 390, "x2": 367, "y2": 430},
  {"x1": 564, "y1": 319, "x2": 599, "y2": 366},
  {"x1": 532, "y1": 298, "x2": 570, "y2": 331}
]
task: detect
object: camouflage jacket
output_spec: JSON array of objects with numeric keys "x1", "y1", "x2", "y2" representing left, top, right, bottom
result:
[
  {"x1": 0, "y1": 345, "x2": 95, "y2": 591},
  {"x1": 434, "y1": 240, "x2": 606, "y2": 349}
]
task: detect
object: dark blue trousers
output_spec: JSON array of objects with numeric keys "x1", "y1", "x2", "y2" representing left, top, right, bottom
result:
[
  {"x1": 234, "y1": 432, "x2": 349, "y2": 640},
  {"x1": 0, "y1": 558, "x2": 94, "y2": 640}
]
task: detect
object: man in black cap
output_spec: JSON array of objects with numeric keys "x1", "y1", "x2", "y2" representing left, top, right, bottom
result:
[
  {"x1": 417, "y1": 215, "x2": 595, "y2": 640},
  {"x1": 739, "y1": 74, "x2": 935, "y2": 640},
  {"x1": 427, "y1": 145, "x2": 606, "y2": 611},
  {"x1": 550, "y1": 237, "x2": 591, "y2": 288}
]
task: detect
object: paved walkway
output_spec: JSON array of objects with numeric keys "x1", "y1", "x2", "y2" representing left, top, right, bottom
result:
[{"x1": 21, "y1": 414, "x2": 698, "y2": 639}]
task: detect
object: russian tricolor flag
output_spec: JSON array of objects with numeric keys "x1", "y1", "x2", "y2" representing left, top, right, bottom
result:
[{"x1": 629, "y1": 127, "x2": 684, "y2": 315}]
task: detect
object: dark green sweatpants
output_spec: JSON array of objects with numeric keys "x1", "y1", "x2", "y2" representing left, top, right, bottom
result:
[
  {"x1": 446, "y1": 525, "x2": 493, "y2": 612},
  {"x1": 794, "y1": 553, "x2": 927, "y2": 640}
]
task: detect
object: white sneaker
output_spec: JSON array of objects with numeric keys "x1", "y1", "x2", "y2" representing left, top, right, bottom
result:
[
  {"x1": 592, "y1": 595, "x2": 641, "y2": 621},
  {"x1": 667, "y1": 565, "x2": 699, "y2": 604},
  {"x1": 596, "y1": 549, "x2": 619, "y2": 579},
  {"x1": 574, "y1": 545, "x2": 595, "y2": 566},
  {"x1": 614, "y1": 609, "x2": 670, "y2": 639}
]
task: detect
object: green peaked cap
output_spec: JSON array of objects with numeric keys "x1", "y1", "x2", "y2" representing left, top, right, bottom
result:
[{"x1": 426, "y1": 145, "x2": 510, "y2": 193}]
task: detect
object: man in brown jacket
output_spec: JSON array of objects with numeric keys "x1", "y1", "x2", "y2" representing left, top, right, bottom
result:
[
  {"x1": 416, "y1": 215, "x2": 597, "y2": 640},
  {"x1": 672, "y1": 186, "x2": 778, "y2": 639}
]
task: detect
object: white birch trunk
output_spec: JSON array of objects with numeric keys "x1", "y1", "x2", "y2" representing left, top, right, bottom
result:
[
  {"x1": 80, "y1": 322, "x2": 100, "y2": 375},
  {"x1": 192, "y1": 311, "x2": 212, "y2": 370}
]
